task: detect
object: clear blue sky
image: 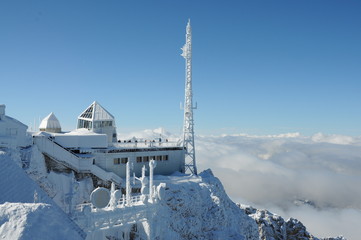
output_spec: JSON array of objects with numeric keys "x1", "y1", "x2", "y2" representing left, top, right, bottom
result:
[{"x1": 1, "y1": 0, "x2": 360, "y2": 136}]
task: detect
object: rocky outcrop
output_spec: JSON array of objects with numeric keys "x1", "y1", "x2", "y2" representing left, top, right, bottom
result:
[{"x1": 239, "y1": 205, "x2": 346, "y2": 240}]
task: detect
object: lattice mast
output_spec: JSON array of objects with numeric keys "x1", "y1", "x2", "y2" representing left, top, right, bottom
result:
[{"x1": 181, "y1": 19, "x2": 197, "y2": 175}]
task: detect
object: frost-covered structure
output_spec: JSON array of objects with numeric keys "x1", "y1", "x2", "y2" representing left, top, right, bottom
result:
[
  {"x1": 39, "y1": 112, "x2": 62, "y2": 133},
  {"x1": 0, "y1": 104, "x2": 28, "y2": 148}
]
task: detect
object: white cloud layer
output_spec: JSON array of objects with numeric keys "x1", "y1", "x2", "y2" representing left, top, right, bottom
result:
[
  {"x1": 196, "y1": 132, "x2": 361, "y2": 240},
  {"x1": 119, "y1": 129, "x2": 361, "y2": 239}
]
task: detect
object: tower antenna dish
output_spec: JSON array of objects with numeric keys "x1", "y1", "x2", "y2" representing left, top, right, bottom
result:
[{"x1": 181, "y1": 19, "x2": 197, "y2": 175}]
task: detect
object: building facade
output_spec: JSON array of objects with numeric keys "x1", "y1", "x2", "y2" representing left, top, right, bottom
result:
[{"x1": 0, "y1": 104, "x2": 28, "y2": 148}]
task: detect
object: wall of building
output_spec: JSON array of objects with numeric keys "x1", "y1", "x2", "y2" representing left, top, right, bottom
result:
[
  {"x1": 0, "y1": 105, "x2": 28, "y2": 148},
  {"x1": 53, "y1": 134, "x2": 108, "y2": 149},
  {"x1": 93, "y1": 149, "x2": 185, "y2": 178}
]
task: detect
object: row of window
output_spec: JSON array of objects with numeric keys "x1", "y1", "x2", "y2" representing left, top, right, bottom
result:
[
  {"x1": 137, "y1": 155, "x2": 168, "y2": 163},
  {"x1": 78, "y1": 119, "x2": 113, "y2": 129},
  {"x1": 114, "y1": 157, "x2": 128, "y2": 165},
  {"x1": 80, "y1": 106, "x2": 93, "y2": 119},
  {"x1": 93, "y1": 120, "x2": 113, "y2": 128},
  {"x1": 78, "y1": 119, "x2": 92, "y2": 129},
  {"x1": 113, "y1": 155, "x2": 169, "y2": 165}
]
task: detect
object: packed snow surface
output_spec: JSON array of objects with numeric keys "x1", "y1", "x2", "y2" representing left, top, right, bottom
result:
[
  {"x1": 0, "y1": 202, "x2": 83, "y2": 240},
  {"x1": 0, "y1": 148, "x2": 49, "y2": 204}
]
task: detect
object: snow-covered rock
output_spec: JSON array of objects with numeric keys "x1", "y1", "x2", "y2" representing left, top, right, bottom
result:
[
  {"x1": 150, "y1": 170, "x2": 259, "y2": 239},
  {"x1": 239, "y1": 205, "x2": 346, "y2": 240}
]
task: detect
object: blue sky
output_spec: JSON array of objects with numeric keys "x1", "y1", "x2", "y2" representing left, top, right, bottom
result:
[{"x1": 1, "y1": 0, "x2": 360, "y2": 136}]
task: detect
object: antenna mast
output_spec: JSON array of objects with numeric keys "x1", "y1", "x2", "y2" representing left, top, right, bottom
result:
[{"x1": 181, "y1": 19, "x2": 197, "y2": 175}]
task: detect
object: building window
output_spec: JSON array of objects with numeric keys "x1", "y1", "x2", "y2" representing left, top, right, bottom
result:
[
  {"x1": 93, "y1": 120, "x2": 113, "y2": 128},
  {"x1": 136, "y1": 157, "x2": 142, "y2": 163},
  {"x1": 77, "y1": 119, "x2": 92, "y2": 129},
  {"x1": 162, "y1": 155, "x2": 168, "y2": 161},
  {"x1": 143, "y1": 156, "x2": 149, "y2": 162},
  {"x1": 121, "y1": 157, "x2": 128, "y2": 164},
  {"x1": 156, "y1": 156, "x2": 162, "y2": 161},
  {"x1": 114, "y1": 158, "x2": 121, "y2": 165}
]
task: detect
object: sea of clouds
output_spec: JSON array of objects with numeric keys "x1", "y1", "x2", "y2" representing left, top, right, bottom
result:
[
  {"x1": 196, "y1": 132, "x2": 361, "y2": 240},
  {"x1": 121, "y1": 129, "x2": 361, "y2": 240}
]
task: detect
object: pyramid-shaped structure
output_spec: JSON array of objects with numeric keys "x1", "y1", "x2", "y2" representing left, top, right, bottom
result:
[
  {"x1": 77, "y1": 101, "x2": 117, "y2": 143},
  {"x1": 39, "y1": 112, "x2": 61, "y2": 133},
  {"x1": 78, "y1": 101, "x2": 114, "y2": 121}
]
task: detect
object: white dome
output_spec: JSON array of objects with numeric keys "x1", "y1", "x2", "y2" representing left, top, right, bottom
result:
[{"x1": 39, "y1": 112, "x2": 61, "y2": 133}]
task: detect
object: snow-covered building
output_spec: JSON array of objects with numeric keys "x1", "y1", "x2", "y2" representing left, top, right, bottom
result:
[
  {"x1": 33, "y1": 101, "x2": 185, "y2": 187},
  {"x1": 0, "y1": 104, "x2": 28, "y2": 148}
]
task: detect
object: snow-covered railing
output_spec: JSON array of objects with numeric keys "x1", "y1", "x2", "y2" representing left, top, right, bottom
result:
[
  {"x1": 72, "y1": 194, "x2": 155, "y2": 232},
  {"x1": 117, "y1": 194, "x2": 145, "y2": 207},
  {"x1": 112, "y1": 138, "x2": 182, "y2": 149},
  {"x1": 90, "y1": 164, "x2": 121, "y2": 184},
  {"x1": 74, "y1": 194, "x2": 147, "y2": 213}
]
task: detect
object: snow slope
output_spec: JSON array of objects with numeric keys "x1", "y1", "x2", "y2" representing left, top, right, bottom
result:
[
  {"x1": 0, "y1": 148, "x2": 85, "y2": 240},
  {"x1": 0, "y1": 202, "x2": 83, "y2": 240},
  {"x1": 151, "y1": 170, "x2": 259, "y2": 239},
  {"x1": 0, "y1": 148, "x2": 50, "y2": 204}
]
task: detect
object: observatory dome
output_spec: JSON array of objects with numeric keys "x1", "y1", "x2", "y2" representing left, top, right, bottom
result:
[{"x1": 39, "y1": 112, "x2": 61, "y2": 133}]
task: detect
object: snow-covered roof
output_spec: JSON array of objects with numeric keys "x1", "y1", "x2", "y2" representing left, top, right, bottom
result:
[
  {"x1": 78, "y1": 101, "x2": 114, "y2": 121},
  {"x1": 39, "y1": 113, "x2": 61, "y2": 132}
]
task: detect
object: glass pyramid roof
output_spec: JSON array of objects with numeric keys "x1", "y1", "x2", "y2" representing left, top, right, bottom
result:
[{"x1": 78, "y1": 101, "x2": 114, "y2": 121}]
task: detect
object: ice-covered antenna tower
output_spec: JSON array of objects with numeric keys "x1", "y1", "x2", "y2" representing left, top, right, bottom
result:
[{"x1": 181, "y1": 19, "x2": 197, "y2": 175}]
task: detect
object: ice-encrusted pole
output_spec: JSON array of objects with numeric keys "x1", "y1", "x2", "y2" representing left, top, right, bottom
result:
[
  {"x1": 126, "y1": 161, "x2": 131, "y2": 206},
  {"x1": 149, "y1": 160, "x2": 157, "y2": 203},
  {"x1": 141, "y1": 165, "x2": 148, "y2": 195},
  {"x1": 109, "y1": 182, "x2": 116, "y2": 209}
]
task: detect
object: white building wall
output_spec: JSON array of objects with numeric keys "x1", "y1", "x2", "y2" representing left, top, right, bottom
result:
[
  {"x1": 0, "y1": 105, "x2": 28, "y2": 148},
  {"x1": 54, "y1": 134, "x2": 108, "y2": 149},
  {"x1": 93, "y1": 149, "x2": 185, "y2": 178}
]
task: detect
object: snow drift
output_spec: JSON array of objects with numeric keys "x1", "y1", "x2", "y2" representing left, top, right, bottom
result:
[{"x1": 0, "y1": 202, "x2": 83, "y2": 240}]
